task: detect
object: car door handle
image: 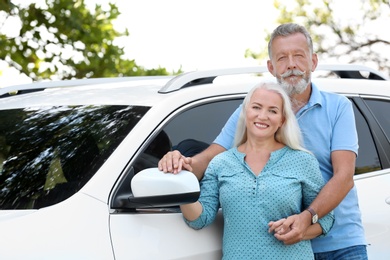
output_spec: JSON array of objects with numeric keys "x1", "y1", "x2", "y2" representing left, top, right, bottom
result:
[{"x1": 386, "y1": 197, "x2": 390, "y2": 205}]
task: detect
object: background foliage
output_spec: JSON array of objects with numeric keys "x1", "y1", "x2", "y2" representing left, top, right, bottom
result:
[
  {"x1": 246, "y1": 0, "x2": 390, "y2": 77},
  {"x1": 0, "y1": 0, "x2": 176, "y2": 81}
]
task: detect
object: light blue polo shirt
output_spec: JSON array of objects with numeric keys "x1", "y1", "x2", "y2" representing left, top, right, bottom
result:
[{"x1": 213, "y1": 83, "x2": 366, "y2": 253}]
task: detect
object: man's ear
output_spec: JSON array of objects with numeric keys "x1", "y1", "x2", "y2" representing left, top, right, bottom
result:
[
  {"x1": 311, "y1": 53, "x2": 318, "y2": 72},
  {"x1": 267, "y1": 60, "x2": 276, "y2": 76}
]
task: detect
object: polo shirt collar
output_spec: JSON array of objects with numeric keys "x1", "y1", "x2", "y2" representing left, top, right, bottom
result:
[
  {"x1": 296, "y1": 82, "x2": 322, "y2": 117},
  {"x1": 307, "y1": 82, "x2": 322, "y2": 108}
]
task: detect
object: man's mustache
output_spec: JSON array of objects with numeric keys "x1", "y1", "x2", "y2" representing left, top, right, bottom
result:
[{"x1": 281, "y1": 70, "x2": 305, "y2": 78}]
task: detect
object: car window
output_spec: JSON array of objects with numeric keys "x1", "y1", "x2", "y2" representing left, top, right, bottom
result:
[
  {"x1": 133, "y1": 99, "x2": 243, "y2": 174},
  {"x1": 364, "y1": 99, "x2": 390, "y2": 142},
  {"x1": 351, "y1": 101, "x2": 381, "y2": 174},
  {"x1": 163, "y1": 99, "x2": 244, "y2": 147},
  {"x1": 0, "y1": 105, "x2": 149, "y2": 209}
]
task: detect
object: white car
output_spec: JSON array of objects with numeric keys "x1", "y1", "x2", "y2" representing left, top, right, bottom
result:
[{"x1": 0, "y1": 65, "x2": 389, "y2": 259}]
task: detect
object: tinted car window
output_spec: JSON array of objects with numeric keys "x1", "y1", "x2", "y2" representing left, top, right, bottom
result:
[
  {"x1": 163, "y1": 99, "x2": 243, "y2": 146},
  {"x1": 351, "y1": 101, "x2": 381, "y2": 174},
  {"x1": 133, "y1": 99, "x2": 243, "y2": 174},
  {"x1": 0, "y1": 105, "x2": 149, "y2": 209},
  {"x1": 364, "y1": 99, "x2": 390, "y2": 141}
]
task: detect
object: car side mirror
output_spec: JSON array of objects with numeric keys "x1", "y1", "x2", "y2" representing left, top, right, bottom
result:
[
  {"x1": 111, "y1": 167, "x2": 200, "y2": 210},
  {"x1": 129, "y1": 168, "x2": 200, "y2": 208}
]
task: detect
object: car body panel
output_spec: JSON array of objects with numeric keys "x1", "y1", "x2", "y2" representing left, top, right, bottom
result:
[
  {"x1": 110, "y1": 212, "x2": 223, "y2": 259},
  {"x1": 0, "y1": 193, "x2": 113, "y2": 259},
  {"x1": 354, "y1": 169, "x2": 390, "y2": 260}
]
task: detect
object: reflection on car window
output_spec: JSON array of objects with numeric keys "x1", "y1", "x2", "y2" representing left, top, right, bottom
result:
[
  {"x1": 364, "y1": 99, "x2": 390, "y2": 142},
  {"x1": 0, "y1": 105, "x2": 149, "y2": 209},
  {"x1": 352, "y1": 101, "x2": 381, "y2": 174}
]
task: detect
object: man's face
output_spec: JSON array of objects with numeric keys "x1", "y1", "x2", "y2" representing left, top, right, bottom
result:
[{"x1": 267, "y1": 33, "x2": 317, "y2": 96}]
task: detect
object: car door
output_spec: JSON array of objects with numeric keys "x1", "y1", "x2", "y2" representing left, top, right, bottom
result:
[
  {"x1": 109, "y1": 97, "x2": 244, "y2": 260},
  {"x1": 350, "y1": 96, "x2": 390, "y2": 260}
]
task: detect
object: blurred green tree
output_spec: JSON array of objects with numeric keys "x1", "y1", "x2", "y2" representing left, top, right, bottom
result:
[
  {"x1": 246, "y1": 0, "x2": 390, "y2": 77},
  {"x1": 0, "y1": 0, "x2": 177, "y2": 81}
]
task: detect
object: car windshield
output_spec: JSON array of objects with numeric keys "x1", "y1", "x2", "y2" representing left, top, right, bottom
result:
[{"x1": 0, "y1": 105, "x2": 149, "y2": 210}]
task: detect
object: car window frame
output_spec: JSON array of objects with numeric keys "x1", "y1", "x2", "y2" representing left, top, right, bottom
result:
[{"x1": 352, "y1": 95, "x2": 390, "y2": 169}]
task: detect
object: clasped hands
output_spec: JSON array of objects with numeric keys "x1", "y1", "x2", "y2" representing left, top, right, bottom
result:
[{"x1": 268, "y1": 214, "x2": 309, "y2": 245}]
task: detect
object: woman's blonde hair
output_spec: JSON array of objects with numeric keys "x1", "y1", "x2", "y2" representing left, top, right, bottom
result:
[{"x1": 233, "y1": 81, "x2": 308, "y2": 152}]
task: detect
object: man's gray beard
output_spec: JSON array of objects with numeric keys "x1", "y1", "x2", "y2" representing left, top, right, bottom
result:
[{"x1": 277, "y1": 71, "x2": 311, "y2": 96}]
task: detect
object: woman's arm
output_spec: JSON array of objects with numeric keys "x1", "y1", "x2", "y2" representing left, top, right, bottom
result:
[
  {"x1": 180, "y1": 201, "x2": 203, "y2": 221},
  {"x1": 182, "y1": 156, "x2": 222, "y2": 229}
]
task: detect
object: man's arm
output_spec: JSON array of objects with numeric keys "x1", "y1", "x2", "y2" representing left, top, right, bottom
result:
[
  {"x1": 271, "y1": 150, "x2": 356, "y2": 244},
  {"x1": 309, "y1": 150, "x2": 356, "y2": 218},
  {"x1": 158, "y1": 143, "x2": 226, "y2": 180}
]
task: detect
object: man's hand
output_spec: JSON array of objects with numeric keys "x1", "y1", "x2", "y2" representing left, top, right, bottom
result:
[
  {"x1": 158, "y1": 150, "x2": 193, "y2": 174},
  {"x1": 268, "y1": 212, "x2": 311, "y2": 245}
]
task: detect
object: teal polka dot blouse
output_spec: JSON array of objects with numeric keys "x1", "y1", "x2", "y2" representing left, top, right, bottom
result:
[{"x1": 185, "y1": 146, "x2": 334, "y2": 260}]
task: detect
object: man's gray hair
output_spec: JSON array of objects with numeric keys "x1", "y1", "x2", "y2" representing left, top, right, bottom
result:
[{"x1": 268, "y1": 23, "x2": 314, "y2": 59}]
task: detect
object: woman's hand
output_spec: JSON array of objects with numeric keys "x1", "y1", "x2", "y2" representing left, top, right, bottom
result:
[{"x1": 268, "y1": 218, "x2": 290, "y2": 235}]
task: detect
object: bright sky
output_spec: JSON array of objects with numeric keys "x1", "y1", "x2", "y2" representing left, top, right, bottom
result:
[
  {"x1": 1, "y1": 0, "x2": 388, "y2": 86},
  {"x1": 2, "y1": 0, "x2": 280, "y2": 86},
  {"x1": 111, "y1": 0, "x2": 279, "y2": 72}
]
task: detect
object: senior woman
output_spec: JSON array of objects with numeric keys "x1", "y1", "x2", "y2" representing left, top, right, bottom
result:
[{"x1": 179, "y1": 82, "x2": 334, "y2": 259}]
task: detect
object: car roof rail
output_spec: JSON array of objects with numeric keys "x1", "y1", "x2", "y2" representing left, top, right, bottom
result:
[
  {"x1": 158, "y1": 66, "x2": 270, "y2": 94},
  {"x1": 158, "y1": 64, "x2": 388, "y2": 94},
  {"x1": 316, "y1": 64, "x2": 388, "y2": 81},
  {"x1": 0, "y1": 76, "x2": 170, "y2": 98}
]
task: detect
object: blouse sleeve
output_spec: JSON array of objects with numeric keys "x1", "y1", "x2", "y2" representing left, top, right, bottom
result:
[{"x1": 184, "y1": 157, "x2": 221, "y2": 229}]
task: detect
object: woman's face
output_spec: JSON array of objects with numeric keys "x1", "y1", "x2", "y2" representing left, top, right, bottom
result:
[{"x1": 245, "y1": 88, "x2": 284, "y2": 141}]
